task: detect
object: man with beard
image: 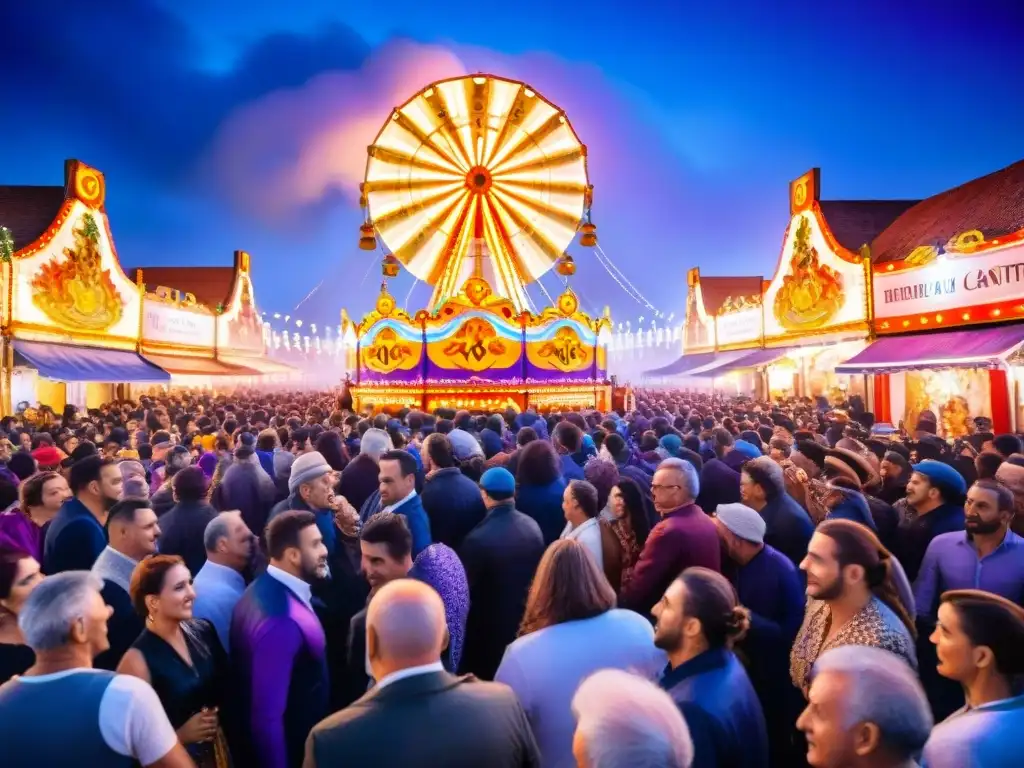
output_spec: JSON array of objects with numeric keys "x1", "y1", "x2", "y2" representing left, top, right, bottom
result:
[
  {"x1": 892, "y1": 459, "x2": 966, "y2": 583},
  {"x1": 44, "y1": 456, "x2": 123, "y2": 574},
  {"x1": 913, "y1": 479, "x2": 1024, "y2": 720},
  {"x1": 230, "y1": 511, "x2": 330, "y2": 768}
]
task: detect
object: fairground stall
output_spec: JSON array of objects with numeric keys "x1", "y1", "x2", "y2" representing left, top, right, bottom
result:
[
  {"x1": 132, "y1": 250, "x2": 299, "y2": 395},
  {"x1": 836, "y1": 159, "x2": 1024, "y2": 435},
  {"x1": 648, "y1": 168, "x2": 907, "y2": 401},
  {"x1": 0, "y1": 160, "x2": 168, "y2": 414},
  {"x1": 344, "y1": 74, "x2": 612, "y2": 413}
]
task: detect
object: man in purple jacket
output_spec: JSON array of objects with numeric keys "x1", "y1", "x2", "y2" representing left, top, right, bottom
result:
[
  {"x1": 620, "y1": 458, "x2": 720, "y2": 616},
  {"x1": 230, "y1": 511, "x2": 329, "y2": 768}
]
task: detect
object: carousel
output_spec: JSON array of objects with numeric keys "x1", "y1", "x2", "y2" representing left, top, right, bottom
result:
[{"x1": 342, "y1": 74, "x2": 613, "y2": 413}]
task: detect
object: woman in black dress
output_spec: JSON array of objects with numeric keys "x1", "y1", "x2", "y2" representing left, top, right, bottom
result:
[
  {"x1": 118, "y1": 554, "x2": 229, "y2": 767},
  {"x1": 0, "y1": 548, "x2": 43, "y2": 682}
]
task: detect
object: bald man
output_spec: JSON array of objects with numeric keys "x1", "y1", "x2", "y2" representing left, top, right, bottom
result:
[{"x1": 303, "y1": 580, "x2": 539, "y2": 768}]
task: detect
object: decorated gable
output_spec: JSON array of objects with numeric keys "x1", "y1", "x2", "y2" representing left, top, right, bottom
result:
[
  {"x1": 11, "y1": 161, "x2": 141, "y2": 348},
  {"x1": 216, "y1": 251, "x2": 266, "y2": 356},
  {"x1": 762, "y1": 171, "x2": 869, "y2": 340}
]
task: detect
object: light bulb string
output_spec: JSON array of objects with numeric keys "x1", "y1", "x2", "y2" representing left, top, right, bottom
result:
[{"x1": 595, "y1": 244, "x2": 657, "y2": 311}]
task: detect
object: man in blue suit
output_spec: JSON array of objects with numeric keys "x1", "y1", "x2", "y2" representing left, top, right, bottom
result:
[{"x1": 375, "y1": 450, "x2": 431, "y2": 557}]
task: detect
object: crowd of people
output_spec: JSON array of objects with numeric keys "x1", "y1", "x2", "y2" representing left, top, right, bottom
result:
[{"x1": 0, "y1": 386, "x2": 1021, "y2": 767}]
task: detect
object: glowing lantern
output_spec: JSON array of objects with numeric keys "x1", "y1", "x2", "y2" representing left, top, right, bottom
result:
[
  {"x1": 579, "y1": 222, "x2": 597, "y2": 248},
  {"x1": 382, "y1": 253, "x2": 401, "y2": 278},
  {"x1": 359, "y1": 223, "x2": 377, "y2": 251},
  {"x1": 556, "y1": 254, "x2": 576, "y2": 277}
]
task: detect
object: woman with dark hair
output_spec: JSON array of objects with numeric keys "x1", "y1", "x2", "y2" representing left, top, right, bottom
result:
[
  {"x1": 118, "y1": 554, "x2": 229, "y2": 767},
  {"x1": 515, "y1": 440, "x2": 568, "y2": 544},
  {"x1": 496, "y1": 539, "x2": 663, "y2": 767},
  {"x1": 608, "y1": 477, "x2": 651, "y2": 592},
  {"x1": 655, "y1": 566, "x2": 768, "y2": 768},
  {"x1": 0, "y1": 471, "x2": 71, "y2": 558},
  {"x1": 315, "y1": 430, "x2": 349, "y2": 473},
  {"x1": 924, "y1": 590, "x2": 1024, "y2": 766},
  {"x1": 0, "y1": 548, "x2": 43, "y2": 681}
]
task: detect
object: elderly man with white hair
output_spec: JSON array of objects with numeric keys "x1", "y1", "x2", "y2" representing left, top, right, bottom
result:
[
  {"x1": 192, "y1": 510, "x2": 255, "y2": 651},
  {"x1": 797, "y1": 645, "x2": 932, "y2": 768},
  {"x1": 572, "y1": 668, "x2": 693, "y2": 768},
  {"x1": 620, "y1": 457, "x2": 721, "y2": 616},
  {"x1": 0, "y1": 571, "x2": 191, "y2": 768},
  {"x1": 304, "y1": 579, "x2": 539, "y2": 767}
]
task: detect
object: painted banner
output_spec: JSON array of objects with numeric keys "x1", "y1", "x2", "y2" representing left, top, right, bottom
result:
[
  {"x1": 143, "y1": 302, "x2": 215, "y2": 347},
  {"x1": 874, "y1": 241, "x2": 1024, "y2": 321}
]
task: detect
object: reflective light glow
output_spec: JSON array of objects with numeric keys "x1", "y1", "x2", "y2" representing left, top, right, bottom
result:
[{"x1": 364, "y1": 74, "x2": 590, "y2": 312}]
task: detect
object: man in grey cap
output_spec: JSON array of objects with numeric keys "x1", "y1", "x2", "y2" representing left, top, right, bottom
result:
[{"x1": 714, "y1": 502, "x2": 806, "y2": 767}]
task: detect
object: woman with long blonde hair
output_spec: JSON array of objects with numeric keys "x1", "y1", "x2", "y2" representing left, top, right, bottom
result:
[{"x1": 495, "y1": 539, "x2": 664, "y2": 766}]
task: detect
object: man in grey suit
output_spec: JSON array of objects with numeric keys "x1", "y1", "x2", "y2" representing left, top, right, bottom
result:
[{"x1": 303, "y1": 579, "x2": 540, "y2": 768}]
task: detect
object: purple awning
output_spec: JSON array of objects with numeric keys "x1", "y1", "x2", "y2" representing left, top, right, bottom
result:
[
  {"x1": 835, "y1": 326, "x2": 1024, "y2": 374},
  {"x1": 643, "y1": 351, "x2": 718, "y2": 378},
  {"x1": 691, "y1": 347, "x2": 794, "y2": 377}
]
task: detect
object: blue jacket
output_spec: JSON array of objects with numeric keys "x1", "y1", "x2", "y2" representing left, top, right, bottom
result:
[
  {"x1": 559, "y1": 454, "x2": 585, "y2": 482},
  {"x1": 420, "y1": 468, "x2": 486, "y2": 551},
  {"x1": 43, "y1": 498, "x2": 106, "y2": 574},
  {"x1": 256, "y1": 449, "x2": 276, "y2": 479},
  {"x1": 661, "y1": 648, "x2": 769, "y2": 768},
  {"x1": 760, "y1": 492, "x2": 814, "y2": 569},
  {"x1": 515, "y1": 477, "x2": 567, "y2": 545},
  {"x1": 696, "y1": 453, "x2": 745, "y2": 515},
  {"x1": 385, "y1": 493, "x2": 432, "y2": 558}
]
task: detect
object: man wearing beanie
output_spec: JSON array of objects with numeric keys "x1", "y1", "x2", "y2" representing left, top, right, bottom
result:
[
  {"x1": 713, "y1": 502, "x2": 805, "y2": 766},
  {"x1": 459, "y1": 468, "x2": 544, "y2": 680},
  {"x1": 895, "y1": 459, "x2": 967, "y2": 582}
]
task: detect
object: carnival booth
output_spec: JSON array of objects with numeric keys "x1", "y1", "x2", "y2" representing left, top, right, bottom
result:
[
  {"x1": 0, "y1": 160, "x2": 168, "y2": 414},
  {"x1": 134, "y1": 250, "x2": 298, "y2": 392},
  {"x1": 837, "y1": 159, "x2": 1024, "y2": 436},
  {"x1": 649, "y1": 169, "x2": 890, "y2": 400}
]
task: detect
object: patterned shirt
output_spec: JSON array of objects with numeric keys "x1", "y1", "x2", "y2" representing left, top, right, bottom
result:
[
  {"x1": 610, "y1": 518, "x2": 641, "y2": 592},
  {"x1": 790, "y1": 596, "x2": 917, "y2": 695}
]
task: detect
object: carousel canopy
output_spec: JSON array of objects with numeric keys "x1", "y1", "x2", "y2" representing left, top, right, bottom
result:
[{"x1": 15, "y1": 340, "x2": 169, "y2": 383}]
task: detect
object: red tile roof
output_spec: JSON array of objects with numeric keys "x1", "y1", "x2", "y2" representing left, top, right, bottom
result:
[
  {"x1": 131, "y1": 266, "x2": 236, "y2": 309},
  {"x1": 871, "y1": 159, "x2": 1024, "y2": 264},
  {"x1": 699, "y1": 275, "x2": 764, "y2": 315},
  {"x1": 819, "y1": 200, "x2": 919, "y2": 254},
  {"x1": 0, "y1": 186, "x2": 66, "y2": 252}
]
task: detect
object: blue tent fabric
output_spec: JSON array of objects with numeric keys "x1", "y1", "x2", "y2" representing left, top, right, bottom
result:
[{"x1": 14, "y1": 340, "x2": 170, "y2": 382}]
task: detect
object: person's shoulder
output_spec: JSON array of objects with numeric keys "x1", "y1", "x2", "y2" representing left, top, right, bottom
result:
[
  {"x1": 928, "y1": 529, "x2": 965, "y2": 549},
  {"x1": 105, "y1": 671, "x2": 163, "y2": 706}
]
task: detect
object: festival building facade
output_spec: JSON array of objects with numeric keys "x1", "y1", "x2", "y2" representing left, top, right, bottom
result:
[
  {"x1": 0, "y1": 159, "x2": 293, "y2": 416},
  {"x1": 658, "y1": 159, "x2": 1024, "y2": 437}
]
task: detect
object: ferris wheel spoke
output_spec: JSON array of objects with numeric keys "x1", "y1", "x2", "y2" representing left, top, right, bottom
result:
[
  {"x1": 489, "y1": 193, "x2": 564, "y2": 266},
  {"x1": 362, "y1": 177, "x2": 462, "y2": 195},
  {"x1": 389, "y1": 191, "x2": 469, "y2": 276},
  {"x1": 388, "y1": 110, "x2": 466, "y2": 173},
  {"x1": 489, "y1": 112, "x2": 566, "y2": 175},
  {"x1": 424, "y1": 193, "x2": 475, "y2": 287},
  {"x1": 484, "y1": 85, "x2": 544, "y2": 168},
  {"x1": 367, "y1": 145, "x2": 463, "y2": 179},
  {"x1": 498, "y1": 178, "x2": 589, "y2": 196},
  {"x1": 462, "y1": 76, "x2": 492, "y2": 166},
  {"x1": 480, "y1": 197, "x2": 525, "y2": 305},
  {"x1": 490, "y1": 186, "x2": 582, "y2": 232},
  {"x1": 491, "y1": 145, "x2": 585, "y2": 178},
  {"x1": 421, "y1": 87, "x2": 474, "y2": 173},
  {"x1": 371, "y1": 186, "x2": 463, "y2": 231}
]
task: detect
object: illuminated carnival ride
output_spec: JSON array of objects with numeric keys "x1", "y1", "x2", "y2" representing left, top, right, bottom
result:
[{"x1": 342, "y1": 74, "x2": 612, "y2": 412}]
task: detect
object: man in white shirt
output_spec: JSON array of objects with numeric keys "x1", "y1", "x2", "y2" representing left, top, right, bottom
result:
[
  {"x1": 561, "y1": 480, "x2": 604, "y2": 572},
  {"x1": 193, "y1": 511, "x2": 254, "y2": 651},
  {"x1": 0, "y1": 571, "x2": 190, "y2": 767}
]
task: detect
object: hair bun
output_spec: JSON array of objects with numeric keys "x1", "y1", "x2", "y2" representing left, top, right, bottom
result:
[{"x1": 725, "y1": 605, "x2": 751, "y2": 644}]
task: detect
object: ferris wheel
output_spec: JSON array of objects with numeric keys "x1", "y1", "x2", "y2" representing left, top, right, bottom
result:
[{"x1": 359, "y1": 74, "x2": 596, "y2": 312}]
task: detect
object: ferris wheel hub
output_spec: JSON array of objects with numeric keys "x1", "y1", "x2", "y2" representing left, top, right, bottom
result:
[{"x1": 465, "y1": 166, "x2": 493, "y2": 194}]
